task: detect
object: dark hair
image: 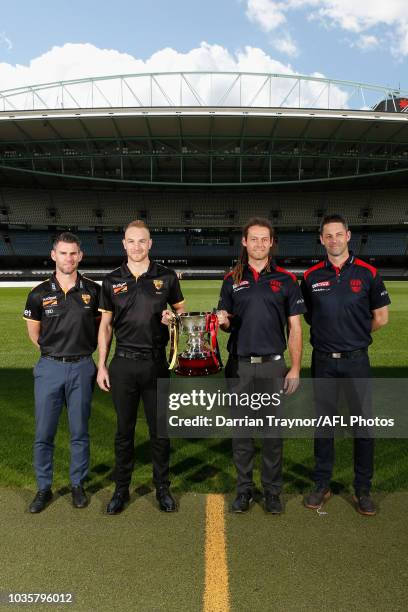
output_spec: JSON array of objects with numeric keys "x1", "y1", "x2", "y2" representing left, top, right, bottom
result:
[
  {"x1": 232, "y1": 217, "x2": 275, "y2": 285},
  {"x1": 52, "y1": 232, "x2": 81, "y2": 250},
  {"x1": 319, "y1": 214, "x2": 349, "y2": 235}
]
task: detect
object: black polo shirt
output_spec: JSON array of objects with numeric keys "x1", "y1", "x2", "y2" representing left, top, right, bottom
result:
[
  {"x1": 301, "y1": 253, "x2": 391, "y2": 352},
  {"x1": 23, "y1": 272, "x2": 101, "y2": 357},
  {"x1": 99, "y1": 261, "x2": 184, "y2": 351},
  {"x1": 218, "y1": 264, "x2": 306, "y2": 357}
]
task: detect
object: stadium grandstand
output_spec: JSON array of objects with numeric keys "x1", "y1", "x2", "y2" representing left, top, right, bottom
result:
[{"x1": 0, "y1": 72, "x2": 407, "y2": 279}]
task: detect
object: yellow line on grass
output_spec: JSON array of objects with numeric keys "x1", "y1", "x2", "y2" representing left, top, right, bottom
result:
[{"x1": 203, "y1": 494, "x2": 230, "y2": 612}]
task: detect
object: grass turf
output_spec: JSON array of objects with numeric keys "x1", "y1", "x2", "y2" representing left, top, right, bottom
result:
[{"x1": 0, "y1": 281, "x2": 407, "y2": 492}]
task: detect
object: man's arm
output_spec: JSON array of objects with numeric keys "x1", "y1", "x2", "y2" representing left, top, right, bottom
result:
[
  {"x1": 371, "y1": 305, "x2": 389, "y2": 332},
  {"x1": 284, "y1": 314, "x2": 303, "y2": 395},
  {"x1": 26, "y1": 320, "x2": 41, "y2": 348},
  {"x1": 97, "y1": 311, "x2": 113, "y2": 392}
]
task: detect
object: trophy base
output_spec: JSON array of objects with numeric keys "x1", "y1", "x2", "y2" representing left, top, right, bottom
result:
[{"x1": 175, "y1": 355, "x2": 221, "y2": 376}]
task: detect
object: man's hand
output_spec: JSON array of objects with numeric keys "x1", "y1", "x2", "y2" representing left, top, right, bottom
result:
[
  {"x1": 216, "y1": 310, "x2": 230, "y2": 328},
  {"x1": 161, "y1": 309, "x2": 176, "y2": 325},
  {"x1": 97, "y1": 364, "x2": 111, "y2": 392},
  {"x1": 283, "y1": 367, "x2": 300, "y2": 395}
]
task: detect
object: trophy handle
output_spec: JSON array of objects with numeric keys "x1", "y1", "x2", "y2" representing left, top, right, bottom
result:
[{"x1": 168, "y1": 313, "x2": 180, "y2": 370}]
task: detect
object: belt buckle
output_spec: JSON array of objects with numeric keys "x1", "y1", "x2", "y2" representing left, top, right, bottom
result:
[
  {"x1": 331, "y1": 352, "x2": 342, "y2": 359},
  {"x1": 250, "y1": 356, "x2": 262, "y2": 364}
]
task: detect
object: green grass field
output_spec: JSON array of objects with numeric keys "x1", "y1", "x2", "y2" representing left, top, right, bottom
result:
[
  {"x1": 0, "y1": 281, "x2": 407, "y2": 612},
  {"x1": 0, "y1": 281, "x2": 407, "y2": 493}
]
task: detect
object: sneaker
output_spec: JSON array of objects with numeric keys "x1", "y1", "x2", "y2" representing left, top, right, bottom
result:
[
  {"x1": 231, "y1": 491, "x2": 253, "y2": 513},
  {"x1": 264, "y1": 492, "x2": 283, "y2": 514},
  {"x1": 353, "y1": 492, "x2": 376, "y2": 516},
  {"x1": 303, "y1": 485, "x2": 331, "y2": 509}
]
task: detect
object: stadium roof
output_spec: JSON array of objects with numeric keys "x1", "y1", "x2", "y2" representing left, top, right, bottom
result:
[{"x1": 1, "y1": 72, "x2": 408, "y2": 188}]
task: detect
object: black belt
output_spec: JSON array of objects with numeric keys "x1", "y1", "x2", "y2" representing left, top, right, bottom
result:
[
  {"x1": 115, "y1": 349, "x2": 159, "y2": 361},
  {"x1": 43, "y1": 355, "x2": 90, "y2": 363},
  {"x1": 238, "y1": 354, "x2": 282, "y2": 364},
  {"x1": 316, "y1": 349, "x2": 367, "y2": 359}
]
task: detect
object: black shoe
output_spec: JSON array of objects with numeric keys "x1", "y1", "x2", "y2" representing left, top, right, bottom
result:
[
  {"x1": 156, "y1": 487, "x2": 177, "y2": 512},
  {"x1": 71, "y1": 485, "x2": 88, "y2": 509},
  {"x1": 106, "y1": 490, "x2": 130, "y2": 515},
  {"x1": 353, "y1": 492, "x2": 376, "y2": 516},
  {"x1": 264, "y1": 492, "x2": 283, "y2": 514},
  {"x1": 304, "y1": 485, "x2": 331, "y2": 509},
  {"x1": 231, "y1": 491, "x2": 253, "y2": 513},
  {"x1": 29, "y1": 489, "x2": 53, "y2": 513}
]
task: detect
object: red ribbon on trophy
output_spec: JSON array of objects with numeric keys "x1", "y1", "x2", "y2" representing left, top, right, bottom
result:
[{"x1": 205, "y1": 312, "x2": 220, "y2": 370}]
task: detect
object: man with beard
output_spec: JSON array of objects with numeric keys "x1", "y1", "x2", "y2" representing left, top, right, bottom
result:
[
  {"x1": 217, "y1": 217, "x2": 306, "y2": 513},
  {"x1": 24, "y1": 232, "x2": 100, "y2": 513},
  {"x1": 301, "y1": 214, "x2": 390, "y2": 516}
]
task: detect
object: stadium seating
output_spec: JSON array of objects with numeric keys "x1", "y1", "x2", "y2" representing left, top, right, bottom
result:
[{"x1": 2, "y1": 187, "x2": 407, "y2": 228}]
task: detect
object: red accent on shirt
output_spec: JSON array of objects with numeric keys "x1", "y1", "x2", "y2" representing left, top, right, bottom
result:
[
  {"x1": 303, "y1": 260, "x2": 325, "y2": 281},
  {"x1": 275, "y1": 265, "x2": 297, "y2": 283},
  {"x1": 223, "y1": 271, "x2": 234, "y2": 280},
  {"x1": 354, "y1": 258, "x2": 377, "y2": 278},
  {"x1": 248, "y1": 265, "x2": 260, "y2": 282}
]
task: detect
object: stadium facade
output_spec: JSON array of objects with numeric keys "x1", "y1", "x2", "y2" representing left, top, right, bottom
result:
[{"x1": 0, "y1": 72, "x2": 407, "y2": 278}]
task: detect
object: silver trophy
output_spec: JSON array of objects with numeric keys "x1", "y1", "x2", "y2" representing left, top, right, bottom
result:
[{"x1": 172, "y1": 311, "x2": 221, "y2": 376}]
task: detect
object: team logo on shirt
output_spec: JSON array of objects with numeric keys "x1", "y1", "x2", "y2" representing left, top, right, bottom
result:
[
  {"x1": 81, "y1": 294, "x2": 91, "y2": 305},
  {"x1": 42, "y1": 295, "x2": 58, "y2": 308},
  {"x1": 350, "y1": 279, "x2": 362, "y2": 293},
  {"x1": 269, "y1": 280, "x2": 282, "y2": 293},
  {"x1": 113, "y1": 282, "x2": 128, "y2": 294},
  {"x1": 153, "y1": 279, "x2": 164, "y2": 290}
]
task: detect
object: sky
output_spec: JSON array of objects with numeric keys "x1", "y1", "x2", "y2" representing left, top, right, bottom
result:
[{"x1": 0, "y1": 0, "x2": 408, "y2": 99}]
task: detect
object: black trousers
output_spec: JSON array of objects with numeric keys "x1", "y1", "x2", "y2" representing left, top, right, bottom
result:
[
  {"x1": 312, "y1": 349, "x2": 374, "y2": 494},
  {"x1": 109, "y1": 354, "x2": 170, "y2": 492},
  {"x1": 225, "y1": 356, "x2": 286, "y2": 495}
]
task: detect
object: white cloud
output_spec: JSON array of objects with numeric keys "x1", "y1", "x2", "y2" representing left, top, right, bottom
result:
[
  {"x1": 354, "y1": 35, "x2": 379, "y2": 51},
  {"x1": 246, "y1": 0, "x2": 287, "y2": 32},
  {"x1": 244, "y1": 0, "x2": 408, "y2": 56},
  {"x1": 0, "y1": 41, "x2": 349, "y2": 110},
  {"x1": 272, "y1": 33, "x2": 299, "y2": 56},
  {"x1": 0, "y1": 31, "x2": 13, "y2": 51}
]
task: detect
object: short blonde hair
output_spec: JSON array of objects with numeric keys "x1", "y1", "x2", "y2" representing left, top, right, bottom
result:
[{"x1": 124, "y1": 220, "x2": 150, "y2": 236}]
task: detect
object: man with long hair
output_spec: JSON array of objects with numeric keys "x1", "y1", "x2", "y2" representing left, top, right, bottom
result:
[{"x1": 217, "y1": 217, "x2": 306, "y2": 513}]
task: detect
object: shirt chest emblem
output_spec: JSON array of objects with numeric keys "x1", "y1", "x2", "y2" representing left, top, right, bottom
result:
[
  {"x1": 113, "y1": 282, "x2": 128, "y2": 295},
  {"x1": 269, "y1": 280, "x2": 282, "y2": 293},
  {"x1": 81, "y1": 293, "x2": 91, "y2": 305},
  {"x1": 350, "y1": 279, "x2": 362, "y2": 293},
  {"x1": 153, "y1": 279, "x2": 164, "y2": 291}
]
